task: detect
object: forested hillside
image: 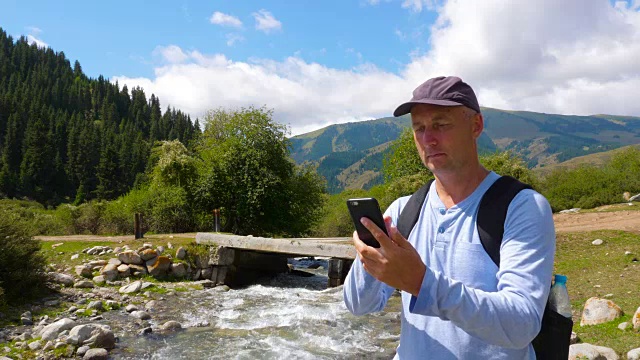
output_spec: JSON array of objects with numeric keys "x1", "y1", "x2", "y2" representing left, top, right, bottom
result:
[{"x1": 0, "y1": 28, "x2": 200, "y2": 205}]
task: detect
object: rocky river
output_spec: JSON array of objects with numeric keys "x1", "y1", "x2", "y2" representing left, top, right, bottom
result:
[{"x1": 1, "y1": 258, "x2": 401, "y2": 359}]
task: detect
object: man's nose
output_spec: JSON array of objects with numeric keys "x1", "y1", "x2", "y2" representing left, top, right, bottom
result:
[{"x1": 420, "y1": 130, "x2": 437, "y2": 146}]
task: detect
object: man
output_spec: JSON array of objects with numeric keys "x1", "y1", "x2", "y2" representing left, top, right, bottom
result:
[{"x1": 343, "y1": 76, "x2": 555, "y2": 359}]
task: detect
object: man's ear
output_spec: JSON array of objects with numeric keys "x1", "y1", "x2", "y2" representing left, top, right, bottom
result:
[{"x1": 472, "y1": 113, "x2": 484, "y2": 138}]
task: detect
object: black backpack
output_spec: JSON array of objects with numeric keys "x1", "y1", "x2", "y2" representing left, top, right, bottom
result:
[{"x1": 397, "y1": 176, "x2": 573, "y2": 360}]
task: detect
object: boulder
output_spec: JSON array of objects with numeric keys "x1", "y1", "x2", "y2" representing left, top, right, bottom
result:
[
  {"x1": 633, "y1": 306, "x2": 640, "y2": 330},
  {"x1": 117, "y1": 264, "x2": 130, "y2": 277},
  {"x1": 628, "y1": 348, "x2": 640, "y2": 360},
  {"x1": 580, "y1": 297, "x2": 623, "y2": 326},
  {"x1": 107, "y1": 258, "x2": 122, "y2": 266},
  {"x1": 27, "y1": 340, "x2": 42, "y2": 350},
  {"x1": 147, "y1": 256, "x2": 171, "y2": 277},
  {"x1": 118, "y1": 251, "x2": 143, "y2": 265},
  {"x1": 175, "y1": 247, "x2": 186, "y2": 260},
  {"x1": 75, "y1": 265, "x2": 93, "y2": 278},
  {"x1": 629, "y1": 193, "x2": 640, "y2": 202},
  {"x1": 68, "y1": 324, "x2": 115, "y2": 349},
  {"x1": 83, "y1": 348, "x2": 108, "y2": 360},
  {"x1": 569, "y1": 343, "x2": 617, "y2": 360},
  {"x1": 48, "y1": 272, "x2": 74, "y2": 287},
  {"x1": 87, "y1": 301, "x2": 104, "y2": 311},
  {"x1": 160, "y1": 321, "x2": 182, "y2": 331},
  {"x1": 129, "y1": 264, "x2": 147, "y2": 276},
  {"x1": 119, "y1": 280, "x2": 143, "y2": 294},
  {"x1": 130, "y1": 310, "x2": 151, "y2": 320},
  {"x1": 125, "y1": 304, "x2": 139, "y2": 313},
  {"x1": 99, "y1": 264, "x2": 119, "y2": 281},
  {"x1": 140, "y1": 248, "x2": 158, "y2": 261},
  {"x1": 88, "y1": 260, "x2": 107, "y2": 267},
  {"x1": 157, "y1": 246, "x2": 165, "y2": 254},
  {"x1": 170, "y1": 263, "x2": 187, "y2": 278},
  {"x1": 92, "y1": 275, "x2": 105, "y2": 285},
  {"x1": 74, "y1": 280, "x2": 94, "y2": 288},
  {"x1": 39, "y1": 318, "x2": 76, "y2": 341}
]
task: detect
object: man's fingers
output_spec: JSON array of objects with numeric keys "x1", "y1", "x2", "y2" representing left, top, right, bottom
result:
[
  {"x1": 385, "y1": 217, "x2": 413, "y2": 249},
  {"x1": 360, "y1": 217, "x2": 394, "y2": 248},
  {"x1": 353, "y1": 231, "x2": 384, "y2": 262}
]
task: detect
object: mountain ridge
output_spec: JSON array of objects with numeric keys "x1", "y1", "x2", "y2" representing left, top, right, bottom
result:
[{"x1": 290, "y1": 107, "x2": 640, "y2": 193}]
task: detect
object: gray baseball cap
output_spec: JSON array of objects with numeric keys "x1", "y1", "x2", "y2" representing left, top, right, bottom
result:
[{"x1": 393, "y1": 76, "x2": 481, "y2": 117}]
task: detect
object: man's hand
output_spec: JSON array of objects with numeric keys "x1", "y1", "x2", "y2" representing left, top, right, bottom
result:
[{"x1": 353, "y1": 216, "x2": 426, "y2": 297}]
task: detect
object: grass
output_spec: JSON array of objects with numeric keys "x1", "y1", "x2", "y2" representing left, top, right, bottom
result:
[{"x1": 555, "y1": 230, "x2": 640, "y2": 354}]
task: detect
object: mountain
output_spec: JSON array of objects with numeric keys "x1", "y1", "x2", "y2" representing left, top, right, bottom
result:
[{"x1": 291, "y1": 108, "x2": 640, "y2": 193}]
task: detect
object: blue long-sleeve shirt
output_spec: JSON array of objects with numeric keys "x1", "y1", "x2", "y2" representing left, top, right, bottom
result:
[{"x1": 343, "y1": 172, "x2": 556, "y2": 359}]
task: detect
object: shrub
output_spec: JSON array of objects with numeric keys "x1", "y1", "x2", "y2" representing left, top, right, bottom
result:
[
  {"x1": 101, "y1": 188, "x2": 151, "y2": 235},
  {"x1": 0, "y1": 216, "x2": 47, "y2": 304},
  {"x1": 148, "y1": 185, "x2": 193, "y2": 233}
]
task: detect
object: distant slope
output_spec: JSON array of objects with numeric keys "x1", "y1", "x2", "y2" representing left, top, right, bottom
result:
[
  {"x1": 534, "y1": 144, "x2": 640, "y2": 177},
  {"x1": 291, "y1": 108, "x2": 640, "y2": 193}
]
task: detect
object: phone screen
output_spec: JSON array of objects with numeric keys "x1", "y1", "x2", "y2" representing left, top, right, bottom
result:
[{"x1": 346, "y1": 198, "x2": 387, "y2": 248}]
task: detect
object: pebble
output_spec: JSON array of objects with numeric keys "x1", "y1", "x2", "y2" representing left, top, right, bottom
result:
[{"x1": 592, "y1": 239, "x2": 604, "y2": 245}]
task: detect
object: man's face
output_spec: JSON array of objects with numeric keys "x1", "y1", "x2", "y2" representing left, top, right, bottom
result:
[{"x1": 410, "y1": 104, "x2": 483, "y2": 175}]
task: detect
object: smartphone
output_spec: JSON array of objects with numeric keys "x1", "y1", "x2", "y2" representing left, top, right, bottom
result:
[{"x1": 346, "y1": 198, "x2": 388, "y2": 248}]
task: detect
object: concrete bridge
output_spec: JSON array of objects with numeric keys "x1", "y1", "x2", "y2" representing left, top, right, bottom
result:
[{"x1": 196, "y1": 233, "x2": 355, "y2": 287}]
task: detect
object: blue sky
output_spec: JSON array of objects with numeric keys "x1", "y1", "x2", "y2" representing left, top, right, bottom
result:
[
  {"x1": 2, "y1": 1, "x2": 640, "y2": 135},
  {"x1": 1, "y1": 0, "x2": 436, "y2": 79}
]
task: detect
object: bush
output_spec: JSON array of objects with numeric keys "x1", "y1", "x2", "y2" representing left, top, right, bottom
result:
[
  {"x1": 0, "y1": 216, "x2": 47, "y2": 304},
  {"x1": 0, "y1": 199, "x2": 67, "y2": 236},
  {"x1": 148, "y1": 185, "x2": 194, "y2": 233},
  {"x1": 101, "y1": 188, "x2": 151, "y2": 235}
]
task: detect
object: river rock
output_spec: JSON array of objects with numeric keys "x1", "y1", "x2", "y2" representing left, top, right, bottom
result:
[
  {"x1": 119, "y1": 280, "x2": 143, "y2": 294},
  {"x1": 130, "y1": 310, "x2": 151, "y2": 320},
  {"x1": 68, "y1": 324, "x2": 116, "y2": 349},
  {"x1": 75, "y1": 265, "x2": 93, "y2": 278},
  {"x1": 157, "y1": 246, "x2": 165, "y2": 254},
  {"x1": 74, "y1": 280, "x2": 94, "y2": 288},
  {"x1": 176, "y1": 247, "x2": 186, "y2": 260},
  {"x1": 48, "y1": 272, "x2": 75, "y2": 286},
  {"x1": 160, "y1": 321, "x2": 182, "y2": 331},
  {"x1": 569, "y1": 343, "x2": 618, "y2": 359},
  {"x1": 147, "y1": 256, "x2": 171, "y2": 277},
  {"x1": 170, "y1": 263, "x2": 187, "y2": 278},
  {"x1": 125, "y1": 304, "x2": 139, "y2": 313},
  {"x1": 99, "y1": 263, "x2": 119, "y2": 282},
  {"x1": 88, "y1": 260, "x2": 108, "y2": 267},
  {"x1": 118, "y1": 250, "x2": 143, "y2": 265},
  {"x1": 129, "y1": 264, "x2": 147, "y2": 276},
  {"x1": 580, "y1": 297, "x2": 623, "y2": 326},
  {"x1": 139, "y1": 327, "x2": 152, "y2": 335},
  {"x1": 592, "y1": 239, "x2": 604, "y2": 245},
  {"x1": 42, "y1": 341, "x2": 54, "y2": 351},
  {"x1": 87, "y1": 301, "x2": 103, "y2": 311},
  {"x1": 140, "y1": 248, "x2": 158, "y2": 261},
  {"x1": 628, "y1": 348, "x2": 640, "y2": 360},
  {"x1": 117, "y1": 264, "x2": 131, "y2": 277},
  {"x1": 27, "y1": 340, "x2": 42, "y2": 350},
  {"x1": 83, "y1": 348, "x2": 108, "y2": 360},
  {"x1": 107, "y1": 258, "x2": 122, "y2": 266},
  {"x1": 39, "y1": 318, "x2": 76, "y2": 341},
  {"x1": 93, "y1": 275, "x2": 105, "y2": 285},
  {"x1": 618, "y1": 322, "x2": 630, "y2": 330},
  {"x1": 77, "y1": 345, "x2": 90, "y2": 356}
]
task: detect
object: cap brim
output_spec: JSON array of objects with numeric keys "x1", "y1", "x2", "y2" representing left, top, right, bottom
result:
[{"x1": 393, "y1": 99, "x2": 464, "y2": 117}]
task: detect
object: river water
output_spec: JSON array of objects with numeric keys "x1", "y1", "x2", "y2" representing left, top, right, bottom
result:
[{"x1": 110, "y1": 258, "x2": 401, "y2": 359}]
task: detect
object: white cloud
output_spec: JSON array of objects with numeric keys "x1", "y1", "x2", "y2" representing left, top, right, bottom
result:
[
  {"x1": 153, "y1": 45, "x2": 189, "y2": 64},
  {"x1": 253, "y1": 10, "x2": 282, "y2": 33},
  {"x1": 210, "y1": 11, "x2": 243, "y2": 28},
  {"x1": 226, "y1": 33, "x2": 244, "y2": 47},
  {"x1": 114, "y1": 0, "x2": 640, "y2": 136}
]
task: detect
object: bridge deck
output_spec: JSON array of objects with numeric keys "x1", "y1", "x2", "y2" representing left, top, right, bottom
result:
[{"x1": 196, "y1": 233, "x2": 356, "y2": 259}]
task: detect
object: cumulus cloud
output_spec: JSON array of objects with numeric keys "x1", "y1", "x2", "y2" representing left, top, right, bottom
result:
[
  {"x1": 210, "y1": 11, "x2": 243, "y2": 28},
  {"x1": 114, "y1": 0, "x2": 640, "y2": 135},
  {"x1": 253, "y1": 10, "x2": 282, "y2": 33},
  {"x1": 153, "y1": 45, "x2": 189, "y2": 64}
]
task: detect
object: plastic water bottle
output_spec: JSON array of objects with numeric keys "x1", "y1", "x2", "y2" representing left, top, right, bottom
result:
[{"x1": 549, "y1": 274, "x2": 572, "y2": 318}]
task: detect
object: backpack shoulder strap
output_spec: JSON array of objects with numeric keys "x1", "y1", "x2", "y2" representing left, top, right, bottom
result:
[
  {"x1": 477, "y1": 176, "x2": 532, "y2": 267},
  {"x1": 397, "y1": 179, "x2": 434, "y2": 239}
]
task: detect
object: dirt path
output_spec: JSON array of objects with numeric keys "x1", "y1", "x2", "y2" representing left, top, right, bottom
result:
[
  {"x1": 553, "y1": 210, "x2": 640, "y2": 233},
  {"x1": 34, "y1": 208, "x2": 640, "y2": 242}
]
